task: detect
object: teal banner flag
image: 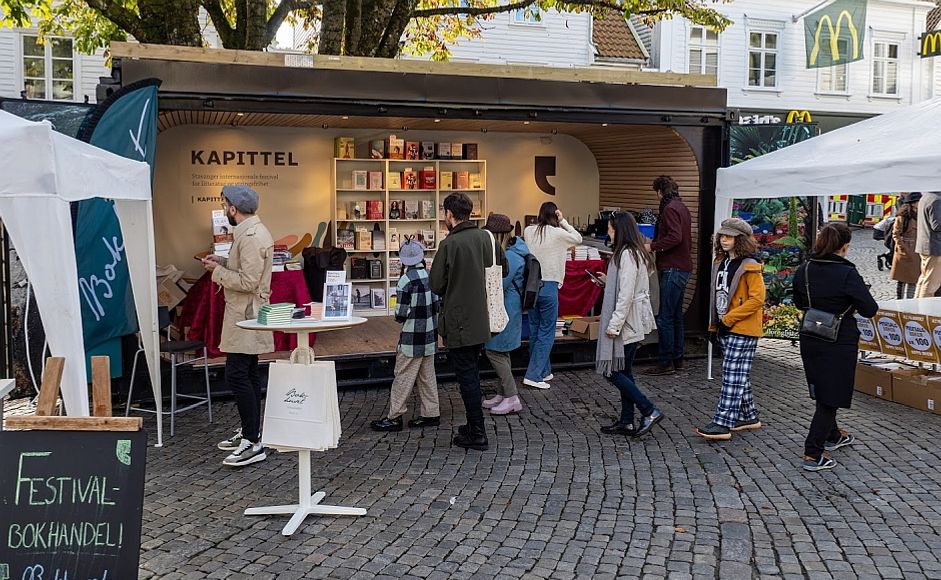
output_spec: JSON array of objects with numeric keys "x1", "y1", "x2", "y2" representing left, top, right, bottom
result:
[{"x1": 804, "y1": 0, "x2": 868, "y2": 69}]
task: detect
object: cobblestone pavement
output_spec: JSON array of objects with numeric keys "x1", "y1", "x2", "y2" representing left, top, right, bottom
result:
[
  {"x1": 138, "y1": 257, "x2": 941, "y2": 580},
  {"x1": 848, "y1": 232, "x2": 898, "y2": 301}
]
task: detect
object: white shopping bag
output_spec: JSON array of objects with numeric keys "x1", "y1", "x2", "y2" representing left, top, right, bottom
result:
[{"x1": 262, "y1": 356, "x2": 340, "y2": 451}]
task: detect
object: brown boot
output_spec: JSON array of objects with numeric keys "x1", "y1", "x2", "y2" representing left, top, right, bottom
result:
[{"x1": 643, "y1": 363, "x2": 675, "y2": 376}]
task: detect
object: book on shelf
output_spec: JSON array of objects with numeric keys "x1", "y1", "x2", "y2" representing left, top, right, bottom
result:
[
  {"x1": 420, "y1": 167, "x2": 436, "y2": 189},
  {"x1": 471, "y1": 198, "x2": 481, "y2": 218},
  {"x1": 437, "y1": 142, "x2": 451, "y2": 159},
  {"x1": 455, "y1": 171, "x2": 470, "y2": 190},
  {"x1": 388, "y1": 286, "x2": 397, "y2": 310},
  {"x1": 337, "y1": 229, "x2": 355, "y2": 250},
  {"x1": 336, "y1": 204, "x2": 348, "y2": 220},
  {"x1": 389, "y1": 228, "x2": 400, "y2": 251},
  {"x1": 463, "y1": 143, "x2": 478, "y2": 160},
  {"x1": 420, "y1": 230, "x2": 436, "y2": 249},
  {"x1": 370, "y1": 140, "x2": 385, "y2": 159},
  {"x1": 352, "y1": 284, "x2": 372, "y2": 309},
  {"x1": 334, "y1": 137, "x2": 355, "y2": 159},
  {"x1": 470, "y1": 173, "x2": 482, "y2": 189},
  {"x1": 350, "y1": 257, "x2": 368, "y2": 280},
  {"x1": 355, "y1": 230, "x2": 372, "y2": 251},
  {"x1": 439, "y1": 228, "x2": 449, "y2": 242},
  {"x1": 405, "y1": 141, "x2": 419, "y2": 160},
  {"x1": 370, "y1": 287, "x2": 386, "y2": 309},
  {"x1": 213, "y1": 241, "x2": 233, "y2": 258},
  {"x1": 389, "y1": 257, "x2": 402, "y2": 278},
  {"x1": 450, "y1": 142, "x2": 463, "y2": 159},
  {"x1": 353, "y1": 170, "x2": 368, "y2": 190},
  {"x1": 368, "y1": 171, "x2": 383, "y2": 190},
  {"x1": 366, "y1": 200, "x2": 384, "y2": 220},
  {"x1": 425, "y1": 257, "x2": 434, "y2": 271},
  {"x1": 387, "y1": 135, "x2": 405, "y2": 159},
  {"x1": 403, "y1": 170, "x2": 418, "y2": 190},
  {"x1": 349, "y1": 201, "x2": 367, "y2": 220},
  {"x1": 421, "y1": 142, "x2": 436, "y2": 160},
  {"x1": 212, "y1": 210, "x2": 233, "y2": 243},
  {"x1": 388, "y1": 200, "x2": 403, "y2": 219},
  {"x1": 369, "y1": 259, "x2": 383, "y2": 280},
  {"x1": 420, "y1": 200, "x2": 435, "y2": 219},
  {"x1": 439, "y1": 171, "x2": 453, "y2": 190},
  {"x1": 404, "y1": 200, "x2": 420, "y2": 220},
  {"x1": 372, "y1": 228, "x2": 386, "y2": 251}
]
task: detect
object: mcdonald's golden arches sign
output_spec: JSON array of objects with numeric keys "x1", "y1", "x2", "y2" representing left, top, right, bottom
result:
[
  {"x1": 786, "y1": 110, "x2": 813, "y2": 123},
  {"x1": 804, "y1": 0, "x2": 868, "y2": 68},
  {"x1": 920, "y1": 31, "x2": 941, "y2": 59}
]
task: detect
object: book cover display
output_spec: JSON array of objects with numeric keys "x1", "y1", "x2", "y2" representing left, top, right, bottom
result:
[
  {"x1": 212, "y1": 210, "x2": 233, "y2": 243},
  {"x1": 440, "y1": 172, "x2": 453, "y2": 190},
  {"x1": 437, "y1": 143, "x2": 451, "y2": 159},
  {"x1": 353, "y1": 170, "x2": 368, "y2": 190},
  {"x1": 387, "y1": 135, "x2": 405, "y2": 159},
  {"x1": 370, "y1": 140, "x2": 385, "y2": 159},
  {"x1": 421, "y1": 142, "x2": 436, "y2": 159},
  {"x1": 370, "y1": 288, "x2": 386, "y2": 309},
  {"x1": 389, "y1": 229, "x2": 400, "y2": 251},
  {"x1": 352, "y1": 284, "x2": 372, "y2": 310},
  {"x1": 366, "y1": 200, "x2": 384, "y2": 220},
  {"x1": 455, "y1": 171, "x2": 470, "y2": 190},
  {"x1": 334, "y1": 137, "x2": 355, "y2": 159},
  {"x1": 450, "y1": 143, "x2": 463, "y2": 159},
  {"x1": 405, "y1": 141, "x2": 420, "y2": 160},
  {"x1": 388, "y1": 172, "x2": 402, "y2": 189},
  {"x1": 404, "y1": 200, "x2": 420, "y2": 220},
  {"x1": 337, "y1": 229, "x2": 355, "y2": 250},
  {"x1": 403, "y1": 170, "x2": 418, "y2": 190},
  {"x1": 388, "y1": 200, "x2": 403, "y2": 219},
  {"x1": 368, "y1": 171, "x2": 383, "y2": 190},
  {"x1": 420, "y1": 167, "x2": 436, "y2": 190},
  {"x1": 420, "y1": 200, "x2": 435, "y2": 219}
]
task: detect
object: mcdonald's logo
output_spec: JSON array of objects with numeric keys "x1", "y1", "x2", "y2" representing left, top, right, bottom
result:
[
  {"x1": 786, "y1": 110, "x2": 813, "y2": 123},
  {"x1": 920, "y1": 31, "x2": 941, "y2": 58},
  {"x1": 809, "y1": 10, "x2": 860, "y2": 66}
]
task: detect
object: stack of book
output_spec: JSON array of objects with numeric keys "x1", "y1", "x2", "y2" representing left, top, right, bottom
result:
[
  {"x1": 555, "y1": 320, "x2": 568, "y2": 338},
  {"x1": 570, "y1": 246, "x2": 601, "y2": 261},
  {"x1": 258, "y1": 303, "x2": 295, "y2": 325},
  {"x1": 213, "y1": 241, "x2": 233, "y2": 259},
  {"x1": 272, "y1": 245, "x2": 292, "y2": 272}
]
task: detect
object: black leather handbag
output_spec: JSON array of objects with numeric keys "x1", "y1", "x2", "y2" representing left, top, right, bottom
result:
[{"x1": 799, "y1": 263, "x2": 851, "y2": 342}]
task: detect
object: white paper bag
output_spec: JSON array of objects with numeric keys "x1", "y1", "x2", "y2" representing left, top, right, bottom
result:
[{"x1": 262, "y1": 359, "x2": 340, "y2": 451}]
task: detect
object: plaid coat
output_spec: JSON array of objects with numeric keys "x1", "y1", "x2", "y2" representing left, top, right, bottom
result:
[{"x1": 396, "y1": 264, "x2": 440, "y2": 357}]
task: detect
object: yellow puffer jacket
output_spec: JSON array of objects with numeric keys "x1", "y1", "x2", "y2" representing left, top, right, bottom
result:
[{"x1": 709, "y1": 258, "x2": 766, "y2": 338}]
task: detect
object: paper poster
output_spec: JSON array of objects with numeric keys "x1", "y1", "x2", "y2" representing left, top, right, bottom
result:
[
  {"x1": 928, "y1": 316, "x2": 941, "y2": 363},
  {"x1": 901, "y1": 312, "x2": 940, "y2": 363},
  {"x1": 855, "y1": 314, "x2": 881, "y2": 352},
  {"x1": 874, "y1": 310, "x2": 907, "y2": 357}
]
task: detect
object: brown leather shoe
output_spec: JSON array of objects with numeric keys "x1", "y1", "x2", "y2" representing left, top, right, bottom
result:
[{"x1": 643, "y1": 364, "x2": 675, "y2": 376}]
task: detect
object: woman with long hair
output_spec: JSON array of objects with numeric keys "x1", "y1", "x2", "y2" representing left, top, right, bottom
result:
[
  {"x1": 595, "y1": 212, "x2": 663, "y2": 437},
  {"x1": 523, "y1": 201, "x2": 583, "y2": 389},
  {"x1": 482, "y1": 213, "x2": 530, "y2": 415},
  {"x1": 891, "y1": 193, "x2": 921, "y2": 299},
  {"x1": 794, "y1": 223, "x2": 878, "y2": 471},
  {"x1": 696, "y1": 218, "x2": 766, "y2": 441}
]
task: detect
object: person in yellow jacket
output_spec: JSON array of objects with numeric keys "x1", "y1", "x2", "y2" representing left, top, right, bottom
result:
[{"x1": 696, "y1": 217, "x2": 766, "y2": 441}]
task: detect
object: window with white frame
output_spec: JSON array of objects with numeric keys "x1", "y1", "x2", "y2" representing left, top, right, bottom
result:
[
  {"x1": 21, "y1": 35, "x2": 74, "y2": 101},
  {"x1": 923, "y1": 58, "x2": 935, "y2": 100},
  {"x1": 817, "y1": 39, "x2": 849, "y2": 93},
  {"x1": 747, "y1": 31, "x2": 778, "y2": 88},
  {"x1": 688, "y1": 26, "x2": 719, "y2": 77},
  {"x1": 512, "y1": 8, "x2": 540, "y2": 24},
  {"x1": 871, "y1": 41, "x2": 900, "y2": 96}
]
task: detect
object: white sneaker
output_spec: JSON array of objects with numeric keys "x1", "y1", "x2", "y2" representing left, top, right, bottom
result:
[
  {"x1": 222, "y1": 439, "x2": 267, "y2": 467},
  {"x1": 217, "y1": 428, "x2": 243, "y2": 451},
  {"x1": 523, "y1": 378, "x2": 550, "y2": 390},
  {"x1": 543, "y1": 374, "x2": 554, "y2": 381}
]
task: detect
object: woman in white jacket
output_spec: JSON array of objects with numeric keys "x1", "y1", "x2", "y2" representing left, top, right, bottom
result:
[{"x1": 595, "y1": 212, "x2": 664, "y2": 438}]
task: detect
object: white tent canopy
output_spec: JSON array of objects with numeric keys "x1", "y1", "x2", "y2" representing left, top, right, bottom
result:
[
  {"x1": 0, "y1": 110, "x2": 164, "y2": 445},
  {"x1": 715, "y1": 96, "x2": 941, "y2": 235}
]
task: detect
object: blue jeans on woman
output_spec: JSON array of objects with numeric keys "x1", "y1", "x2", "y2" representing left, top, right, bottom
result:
[
  {"x1": 525, "y1": 282, "x2": 559, "y2": 382},
  {"x1": 607, "y1": 343, "x2": 655, "y2": 424},
  {"x1": 657, "y1": 269, "x2": 691, "y2": 366}
]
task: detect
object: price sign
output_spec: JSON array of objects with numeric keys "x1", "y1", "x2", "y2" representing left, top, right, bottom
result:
[
  {"x1": 901, "y1": 312, "x2": 940, "y2": 363},
  {"x1": 875, "y1": 310, "x2": 907, "y2": 357},
  {"x1": 928, "y1": 316, "x2": 941, "y2": 357},
  {"x1": 855, "y1": 314, "x2": 881, "y2": 352}
]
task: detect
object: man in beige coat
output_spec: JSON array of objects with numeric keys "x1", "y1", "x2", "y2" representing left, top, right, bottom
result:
[{"x1": 201, "y1": 184, "x2": 274, "y2": 467}]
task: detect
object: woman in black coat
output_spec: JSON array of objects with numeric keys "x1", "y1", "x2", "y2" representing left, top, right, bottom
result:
[{"x1": 793, "y1": 223, "x2": 878, "y2": 473}]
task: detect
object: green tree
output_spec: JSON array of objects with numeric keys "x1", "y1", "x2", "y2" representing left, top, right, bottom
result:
[{"x1": 1, "y1": 0, "x2": 731, "y2": 58}]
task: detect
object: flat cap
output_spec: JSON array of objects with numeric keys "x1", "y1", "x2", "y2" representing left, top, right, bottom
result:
[
  {"x1": 717, "y1": 217, "x2": 752, "y2": 237},
  {"x1": 222, "y1": 184, "x2": 259, "y2": 214}
]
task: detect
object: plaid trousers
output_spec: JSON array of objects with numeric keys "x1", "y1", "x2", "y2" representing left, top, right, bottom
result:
[{"x1": 712, "y1": 334, "x2": 759, "y2": 428}]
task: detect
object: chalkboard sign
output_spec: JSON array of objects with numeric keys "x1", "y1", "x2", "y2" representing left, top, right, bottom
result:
[{"x1": 0, "y1": 430, "x2": 146, "y2": 580}]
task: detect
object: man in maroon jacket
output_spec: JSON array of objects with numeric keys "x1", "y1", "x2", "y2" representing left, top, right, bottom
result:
[{"x1": 644, "y1": 175, "x2": 693, "y2": 375}]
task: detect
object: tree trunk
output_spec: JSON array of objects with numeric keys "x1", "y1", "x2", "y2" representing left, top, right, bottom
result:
[
  {"x1": 137, "y1": 0, "x2": 203, "y2": 46},
  {"x1": 372, "y1": 0, "x2": 415, "y2": 58},
  {"x1": 355, "y1": 0, "x2": 393, "y2": 56},
  {"x1": 320, "y1": 0, "x2": 347, "y2": 55},
  {"x1": 344, "y1": 0, "x2": 362, "y2": 55},
  {"x1": 244, "y1": 0, "x2": 270, "y2": 49}
]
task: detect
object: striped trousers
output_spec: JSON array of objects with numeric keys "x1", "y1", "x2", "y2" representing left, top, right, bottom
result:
[{"x1": 712, "y1": 334, "x2": 759, "y2": 428}]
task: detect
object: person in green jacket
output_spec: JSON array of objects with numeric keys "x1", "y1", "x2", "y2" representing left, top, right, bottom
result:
[{"x1": 430, "y1": 193, "x2": 506, "y2": 451}]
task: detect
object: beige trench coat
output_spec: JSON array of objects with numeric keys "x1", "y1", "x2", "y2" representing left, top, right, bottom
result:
[{"x1": 211, "y1": 215, "x2": 275, "y2": 354}]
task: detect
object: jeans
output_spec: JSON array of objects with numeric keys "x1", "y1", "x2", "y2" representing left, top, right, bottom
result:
[
  {"x1": 226, "y1": 353, "x2": 263, "y2": 443},
  {"x1": 607, "y1": 343, "x2": 655, "y2": 424},
  {"x1": 449, "y1": 344, "x2": 484, "y2": 426},
  {"x1": 804, "y1": 401, "x2": 841, "y2": 459},
  {"x1": 657, "y1": 269, "x2": 690, "y2": 365},
  {"x1": 526, "y1": 282, "x2": 559, "y2": 382}
]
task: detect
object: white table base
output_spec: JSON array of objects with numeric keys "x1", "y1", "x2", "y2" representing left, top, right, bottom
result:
[{"x1": 239, "y1": 327, "x2": 367, "y2": 536}]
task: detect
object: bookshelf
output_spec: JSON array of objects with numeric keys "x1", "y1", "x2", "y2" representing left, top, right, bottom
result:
[{"x1": 333, "y1": 158, "x2": 487, "y2": 317}]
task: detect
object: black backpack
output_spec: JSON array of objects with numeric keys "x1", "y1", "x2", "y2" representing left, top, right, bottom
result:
[{"x1": 514, "y1": 253, "x2": 543, "y2": 311}]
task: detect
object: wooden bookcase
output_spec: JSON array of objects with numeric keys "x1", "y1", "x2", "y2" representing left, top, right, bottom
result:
[{"x1": 332, "y1": 158, "x2": 487, "y2": 317}]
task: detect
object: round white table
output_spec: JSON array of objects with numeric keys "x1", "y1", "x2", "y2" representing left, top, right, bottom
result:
[{"x1": 236, "y1": 316, "x2": 367, "y2": 536}]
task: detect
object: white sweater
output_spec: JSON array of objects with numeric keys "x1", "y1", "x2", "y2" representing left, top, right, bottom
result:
[{"x1": 524, "y1": 220, "x2": 583, "y2": 286}]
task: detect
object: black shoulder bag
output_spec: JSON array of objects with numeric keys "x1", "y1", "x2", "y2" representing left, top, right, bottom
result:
[{"x1": 799, "y1": 262, "x2": 852, "y2": 343}]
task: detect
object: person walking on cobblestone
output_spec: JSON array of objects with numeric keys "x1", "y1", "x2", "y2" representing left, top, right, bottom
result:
[
  {"x1": 482, "y1": 214, "x2": 529, "y2": 415},
  {"x1": 431, "y1": 193, "x2": 506, "y2": 451},
  {"x1": 892, "y1": 192, "x2": 921, "y2": 299},
  {"x1": 696, "y1": 218, "x2": 765, "y2": 442},
  {"x1": 794, "y1": 223, "x2": 878, "y2": 472},
  {"x1": 370, "y1": 239, "x2": 441, "y2": 432},
  {"x1": 915, "y1": 191, "x2": 941, "y2": 298},
  {"x1": 595, "y1": 212, "x2": 663, "y2": 437}
]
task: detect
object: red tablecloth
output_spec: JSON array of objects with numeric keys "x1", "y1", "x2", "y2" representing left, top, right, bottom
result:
[
  {"x1": 559, "y1": 259, "x2": 607, "y2": 316},
  {"x1": 179, "y1": 270, "x2": 314, "y2": 358}
]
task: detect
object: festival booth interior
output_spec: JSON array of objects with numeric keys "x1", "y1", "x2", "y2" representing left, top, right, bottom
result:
[
  {"x1": 107, "y1": 43, "x2": 729, "y2": 381},
  {"x1": 712, "y1": 96, "x2": 941, "y2": 374},
  {"x1": 0, "y1": 110, "x2": 165, "y2": 444}
]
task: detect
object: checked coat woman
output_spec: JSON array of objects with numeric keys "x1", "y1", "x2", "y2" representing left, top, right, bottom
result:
[{"x1": 697, "y1": 218, "x2": 766, "y2": 441}]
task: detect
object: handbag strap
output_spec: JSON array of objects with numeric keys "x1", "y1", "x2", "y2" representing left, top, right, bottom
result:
[
  {"x1": 804, "y1": 261, "x2": 853, "y2": 319},
  {"x1": 485, "y1": 229, "x2": 497, "y2": 266}
]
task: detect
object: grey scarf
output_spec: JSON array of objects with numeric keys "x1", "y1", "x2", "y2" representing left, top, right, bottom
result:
[{"x1": 595, "y1": 254, "x2": 625, "y2": 377}]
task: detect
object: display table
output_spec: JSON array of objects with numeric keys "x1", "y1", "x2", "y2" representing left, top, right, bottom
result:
[
  {"x1": 179, "y1": 270, "x2": 314, "y2": 358},
  {"x1": 859, "y1": 298, "x2": 941, "y2": 364},
  {"x1": 236, "y1": 316, "x2": 367, "y2": 536},
  {"x1": 559, "y1": 259, "x2": 607, "y2": 317}
]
